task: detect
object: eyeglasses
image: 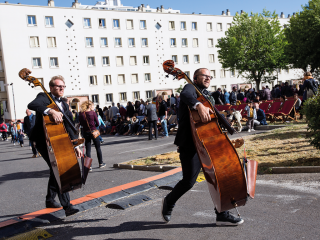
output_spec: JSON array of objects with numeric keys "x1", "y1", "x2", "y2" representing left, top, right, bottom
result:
[
  {"x1": 197, "y1": 74, "x2": 213, "y2": 80},
  {"x1": 53, "y1": 85, "x2": 66, "y2": 89}
]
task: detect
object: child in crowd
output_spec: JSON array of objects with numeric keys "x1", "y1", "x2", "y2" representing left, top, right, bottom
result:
[
  {"x1": 244, "y1": 101, "x2": 257, "y2": 132},
  {"x1": 18, "y1": 130, "x2": 25, "y2": 147},
  {"x1": 10, "y1": 123, "x2": 18, "y2": 145}
]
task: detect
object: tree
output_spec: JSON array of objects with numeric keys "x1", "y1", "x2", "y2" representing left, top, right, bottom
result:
[
  {"x1": 216, "y1": 10, "x2": 288, "y2": 90},
  {"x1": 284, "y1": 0, "x2": 320, "y2": 74}
]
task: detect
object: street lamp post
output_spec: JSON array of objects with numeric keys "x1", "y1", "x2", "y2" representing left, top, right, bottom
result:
[{"x1": 4, "y1": 83, "x2": 16, "y2": 121}]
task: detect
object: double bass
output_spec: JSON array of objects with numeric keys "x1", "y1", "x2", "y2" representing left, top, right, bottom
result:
[
  {"x1": 163, "y1": 60, "x2": 258, "y2": 213},
  {"x1": 19, "y1": 68, "x2": 91, "y2": 194}
]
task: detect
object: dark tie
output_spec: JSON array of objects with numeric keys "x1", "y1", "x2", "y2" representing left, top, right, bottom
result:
[{"x1": 55, "y1": 97, "x2": 62, "y2": 103}]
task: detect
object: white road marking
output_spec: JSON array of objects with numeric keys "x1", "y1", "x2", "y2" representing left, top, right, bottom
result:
[{"x1": 118, "y1": 143, "x2": 175, "y2": 154}]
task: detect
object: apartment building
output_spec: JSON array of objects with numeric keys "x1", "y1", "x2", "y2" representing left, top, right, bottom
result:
[{"x1": 0, "y1": 0, "x2": 297, "y2": 121}]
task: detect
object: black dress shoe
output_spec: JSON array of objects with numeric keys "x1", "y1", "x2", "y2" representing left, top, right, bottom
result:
[
  {"x1": 64, "y1": 205, "x2": 80, "y2": 216},
  {"x1": 161, "y1": 197, "x2": 174, "y2": 223},
  {"x1": 46, "y1": 201, "x2": 62, "y2": 208}
]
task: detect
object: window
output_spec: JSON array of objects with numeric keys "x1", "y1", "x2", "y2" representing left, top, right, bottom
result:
[
  {"x1": 92, "y1": 94, "x2": 99, "y2": 103},
  {"x1": 131, "y1": 74, "x2": 138, "y2": 83},
  {"x1": 89, "y1": 75, "x2": 98, "y2": 85},
  {"x1": 99, "y1": 18, "x2": 106, "y2": 28},
  {"x1": 30, "y1": 37, "x2": 39, "y2": 48},
  {"x1": 140, "y1": 20, "x2": 146, "y2": 29},
  {"x1": 207, "y1": 22, "x2": 212, "y2": 31},
  {"x1": 221, "y1": 85, "x2": 226, "y2": 89},
  {"x1": 211, "y1": 86, "x2": 217, "y2": 91},
  {"x1": 208, "y1": 38, "x2": 214, "y2": 47},
  {"x1": 45, "y1": 16, "x2": 54, "y2": 27},
  {"x1": 231, "y1": 70, "x2": 236, "y2": 77},
  {"x1": 172, "y1": 55, "x2": 178, "y2": 63},
  {"x1": 194, "y1": 55, "x2": 200, "y2": 63},
  {"x1": 49, "y1": 57, "x2": 59, "y2": 68},
  {"x1": 130, "y1": 56, "x2": 137, "y2": 65},
  {"x1": 102, "y1": 57, "x2": 110, "y2": 66},
  {"x1": 27, "y1": 15, "x2": 37, "y2": 26},
  {"x1": 106, "y1": 94, "x2": 113, "y2": 102},
  {"x1": 183, "y1": 55, "x2": 189, "y2": 64},
  {"x1": 119, "y1": 92, "x2": 127, "y2": 101},
  {"x1": 47, "y1": 37, "x2": 56, "y2": 48},
  {"x1": 145, "y1": 73, "x2": 151, "y2": 82},
  {"x1": 118, "y1": 74, "x2": 125, "y2": 84},
  {"x1": 185, "y1": 71, "x2": 190, "y2": 77},
  {"x1": 146, "y1": 91, "x2": 152, "y2": 99},
  {"x1": 0, "y1": 60, "x2": 3, "y2": 71},
  {"x1": 193, "y1": 38, "x2": 199, "y2": 47},
  {"x1": 169, "y1": 21, "x2": 175, "y2": 30},
  {"x1": 170, "y1": 38, "x2": 176, "y2": 47},
  {"x1": 143, "y1": 56, "x2": 149, "y2": 65},
  {"x1": 113, "y1": 19, "x2": 120, "y2": 29},
  {"x1": 192, "y1": 22, "x2": 197, "y2": 30},
  {"x1": 84, "y1": 18, "x2": 91, "y2": 28},
  {"x1": 104, "y1": 75, "x2": 112, "y2": 84},
  {"x1": 226, "y1": 23, "x2": 231, "y2": 30},
  {"x1": 116, "y1": 56, "x2": 123, "y2": 66},
  {"x1": 155, "y1": 22, "x2": 162, "y2": 30},
  {"x1": 86, "y1": 37, "x2": 94, "y2": 47},
  {"x1": 217, "y1": 23, "x2": 223, "y2": 32},
  {"x1": 87, "y1": 57, "x2": 95, "y2": 66},
  {"x1": 285, "y1": 69, "x2": 289, "y2": 73},
  {"x1": 141, "y1": 38, "x2": 148, "y2": 47},
  {"x1": 182, "y1": 38, "x2": 188, "y2": 47},
  {"x1": 115, "y1": 38, "x2": 122, "y2": 47},
  {"x1": 100, "y1": 38, "x2": 108, "y2": 47},
  {"x1": 209, "y1": 54, "x2": 215, "y2": 63},
  {"x1": 128, "y1": 38, "x2": 135, "y2": 47},
  {"x1": 32, "y1": 58, "x2": 41, "y2": 68},
  {"x1": 127, "y1": 19, "x2": 134, "y2": 29},
  {"x1": 65, "y1": 20, "x2": 74, "y2": 28},
  {"x1": 211, "y1": 70, "x2": 216, "y2": 78},
  {"x1": 220, "y1": 69, "x2": 226, "y2": 78},
  {"x1": 133, "y1": 91, "x2": 140, "y2": 100},
  {"x1": 181, "y1": 21, "x2": 186, "y2": 30}
]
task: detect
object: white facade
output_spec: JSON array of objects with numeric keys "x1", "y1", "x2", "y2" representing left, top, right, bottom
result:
[{"x1": 0, "y1": 1, "x2": 301, "y2": 121}]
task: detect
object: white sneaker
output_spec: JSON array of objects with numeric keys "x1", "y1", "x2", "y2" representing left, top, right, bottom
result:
[
  {"x1": 251, "y1": 129, "x2": 255, "y2": 131},
  {"x1": 248, "y1": 129, "x2": 251, "y2": 132},
  {"x1": 13, "y1": 143, "x2": 15, "y2": 145}
]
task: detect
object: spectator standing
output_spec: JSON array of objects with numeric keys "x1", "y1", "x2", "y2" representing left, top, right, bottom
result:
[
  {"x1": 170, "y1": 93, "x2": 176, "y2": 109},
  {"x1": 109, "y1": 102, "x2": 119, "y2": 120},
  {"x1": 0, "y1": 120, "x2": 8, "y2": 141},
  {"x1": 264, "y1": 86, "x2": 272, "y2": 100},
  {"x1": 24, "y1": 109, "x2": 39, "y2": 158},
  {"x1": 10, "y1": 123, "x2": 18, "y2": 145},
  {"x1": 223, "y1": 89, "x2": 230, "y2": 104},
  {"x1": 140, "y1": 100, "x2": 146, "y2": 116},
  {"x1": 119, "y1": 105, "x2": 127, "y2": 119},
  {"x1": 301, "y1": 72, "x2": 318, "y2": 101},
  {"x1": 158, "y1": 95, "x2": 169, "y2": 137},
  {"x1": 274, "y1": 85, "x2": 281, "y2": 98},
  {"x1": 229, "y1": 87, "x2": 237, "y2": 105},
  {"x1": 212, "y1": 88, "x2": 223, "y2": 105},
  {"x1": 96, "y1": 105, "x2": 104, "y2": 119},
  {"x1": 292, "y1": 93, "x2": 302, "y2": 119},
  {"x1": 237, "y1": 90, "x2": 244, "y2": 101},
  {"x1": 79, "y1": 101, "x2": 106, "y2": 171},
  {"x1": 282, "y1": 82, "x2": 293, "y2": 97},
  {"x1": 146, "y1": 98, "x2": 158, "y2": 140},
  {"x1": 126, "y1": 101, "x2": 135, "y2": 118}
]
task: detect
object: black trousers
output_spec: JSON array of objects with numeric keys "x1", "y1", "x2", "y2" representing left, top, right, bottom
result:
[
  {"x1": 166, "y1": 144, "x2": 225, "y2": 215},
  {"x1": 84, "y1": 132, "x2": 103, "y2": 165},
  {"x1": 35, "y1": 140, "x2": 71, "y2": 209},
  {"x1": 148, "y1": 121, "x2": 158, "y2": 140}
]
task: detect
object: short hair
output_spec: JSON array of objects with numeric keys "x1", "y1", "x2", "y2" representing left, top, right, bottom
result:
[
  {"x1": 217, "y1": 88, "x2": 221, "y2": 91},
  {"x1": 305, "y1": 71, "x2": 312, "y2": 76},
  {"x1": 175, "y1": 93, "x2": 180, "y2": 97},
  {"x1": 193, "y1": 68, "x2": 208, "y2": 80},
  {"x1": 49, "y1": 75, "x2": 65, "y2": 87},
  {"x1": 80, "y1": 100, "x2": 94, "y2": 112},
  {"x1": 294, "y1": 93, "x2": 298, "y2": 96},
  {"x1": 158, "y1": 95, "x2": 163, "y2": 100}
]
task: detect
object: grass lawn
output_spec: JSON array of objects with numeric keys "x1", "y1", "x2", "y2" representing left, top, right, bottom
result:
[{"x1": 126, "y1": 123, "x2": 320, "y2": 173}]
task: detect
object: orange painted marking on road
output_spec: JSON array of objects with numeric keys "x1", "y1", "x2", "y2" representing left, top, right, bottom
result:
[
  {"x1": 87, "y1": 180, "x2": 146, "y2": 199},
  {"x1": 0, "y1": 219, "x2": 21, "y2": 228},
  {"x1": 70, "y1": 196, "x2": 94, "y2": 205},
  {"x1": 19, "y1": 208, "x2": 62, "y2": 220},
  {"x1": 141, "y1": 167, "x2": 182, "y2": 183}
]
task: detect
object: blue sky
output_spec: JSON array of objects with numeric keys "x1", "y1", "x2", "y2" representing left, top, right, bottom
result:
[{"x1": 15, "y1": 0, "x2": 308, "y2": 15}]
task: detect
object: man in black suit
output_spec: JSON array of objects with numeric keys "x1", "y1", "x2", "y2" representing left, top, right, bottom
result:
[
  {"x1": 23, "y1": 109, "x2": 38, "y2": 158},
  {"x1": 28, "y1": 75, "x2": 82, "y2": 216},
  {"x1": 161, "y1": 68, "x2": 244, "y2": 226}
]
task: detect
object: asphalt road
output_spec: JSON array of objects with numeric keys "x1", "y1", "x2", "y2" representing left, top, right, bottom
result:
[
  {"x1": 41, "y1": 173, "x2": 320, "y2": 240},
  {"x1": 0, "y1": 130, "x2": 267, "y2": 223}
]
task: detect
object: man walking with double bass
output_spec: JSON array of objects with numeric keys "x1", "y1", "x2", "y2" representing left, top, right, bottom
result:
[{"x1": 161, "y1": 68, "x2": 244, "y2": 225}]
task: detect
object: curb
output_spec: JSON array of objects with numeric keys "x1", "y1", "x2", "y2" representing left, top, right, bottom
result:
[
  {"x1": 255, "y1": 125, "x2": 286, "y2": 130},
  {"x1": 271, "y1": 166, "x2": 320, "y2": 174},
  {"x1": 113, "y1": 162, "x2": 178, "y2": 172},
  {"x1": 0, "y1": 167, "x2": 182, "y2": 239}
]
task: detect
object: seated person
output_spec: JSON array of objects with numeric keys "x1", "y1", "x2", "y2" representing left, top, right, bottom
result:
[
  {"x1": 290, "y1": 93, "x2": 302, "y2": 118},
  {"x1": 136, "y1": 116, "x2": 148, "y2": 135},
  {"x1": 280, "y1": 95, "x2": 286, "y2": 108},
  {"x1": 167, "y1": 115, "x2": 178, "y2": 132},
  {"x1": 244, "y1": 101, "x2": 257, "y2": 132},
  {"x1": 254, "y1": 103, "x2": 267, "y2": 126},
  {"x1": 126, "y1": 116, "x2": 139, "y2": 135},
  {"x1": 253, "y1": 95, "x2": 261, "y2": 103}
]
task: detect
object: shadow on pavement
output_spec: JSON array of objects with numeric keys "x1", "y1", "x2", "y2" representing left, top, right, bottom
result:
[{"x1": 0, "y1": 169, "x2": 49, "y2": 185}]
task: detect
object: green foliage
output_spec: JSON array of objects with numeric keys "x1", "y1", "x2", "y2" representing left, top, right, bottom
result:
[
  {"x1": 284, "y1": 0, "x2": 320, "y2": 73},
  {"x1": 301, "y1": 92, "x2": 320, "y2": 149},
  {"x1": 216, "y1": 9, "x2": 288, "y2": 90}
]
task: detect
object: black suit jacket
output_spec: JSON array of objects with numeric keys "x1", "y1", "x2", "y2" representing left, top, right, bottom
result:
[
  {"x1": 174, "y1": 84, "x2": 200, "y2": 148},
  {"x1": 23, "y1": 114, "x2": 36, "y2": 136},
  {"x1": 28, "y1": 92, "x2": 76, "y2": 142}
]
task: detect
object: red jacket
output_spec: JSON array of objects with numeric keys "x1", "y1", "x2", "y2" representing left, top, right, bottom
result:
[
  {"x1": 119, "y1": 107, "x2": 127, "y2": 118},
  {"x1": 0, "y1": 123, "x2": 8, "y2": 132}
]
